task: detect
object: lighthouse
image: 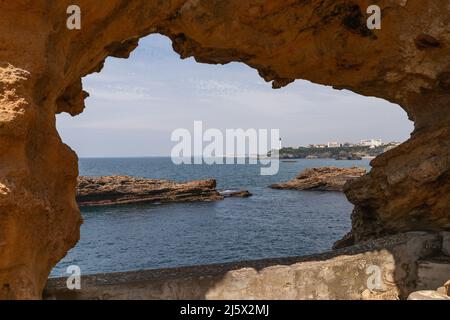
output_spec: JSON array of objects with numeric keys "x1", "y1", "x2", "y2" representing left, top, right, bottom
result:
[{"x1": 279, "y1": 138, "x2": 282, "y2": 150}]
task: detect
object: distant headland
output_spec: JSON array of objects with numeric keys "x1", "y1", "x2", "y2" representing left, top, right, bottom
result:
[{"x1": 272, "y1": 139, "x2": 402, "y2": 160}]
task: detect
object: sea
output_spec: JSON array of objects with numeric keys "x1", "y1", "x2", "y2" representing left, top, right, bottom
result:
[{"x1": 50, "y1": 157, "x2": 371, "y2": 277}]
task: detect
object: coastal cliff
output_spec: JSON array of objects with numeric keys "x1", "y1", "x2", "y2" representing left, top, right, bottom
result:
[
  {"x1": 270, "y1": 167, "x2": 367, "y2": 192},
  {"x1": 77, "y1": 176, "x2": 224, "y2": 207}
]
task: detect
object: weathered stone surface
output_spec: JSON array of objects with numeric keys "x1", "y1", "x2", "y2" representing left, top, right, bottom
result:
[
  {"x1": 442, "y1": 232, "x2": 450, "y2": 256},
  {"x1": 407, "y1": 290, "x2": 450, "y2": 300},
  {"x1": 416, "y1": 256, "x2": 450, "y2": 291},
  {"x1": 445, "y1": 280, "x2": 450, "y2": 295},
  {"x1": 77, "y1": 176, "x2": 223, "y2": 207},
  {"x1": 0, "y1": 1, "x2": 449, "y2": 299},
  {"x1": 437, "y1": 279, "x2": 450, "y2": 296},
  {"x1": 43, "y1": 232, "x2": 441, "y2": 300},
  {"x1": 270, "y1": 167, "x2": 366, "y2": 192},
  {"x1": 344, "y1": 129, "x2": 450, "y2": 244}
]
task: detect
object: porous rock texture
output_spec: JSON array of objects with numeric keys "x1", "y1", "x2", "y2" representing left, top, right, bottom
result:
[
  {"x1": 270, "y1": 167, "x2": 366, "y2": 191},
  {"x1": 0, "y1": 0, "x2": 449, "y2": 299},
  {"x1": 77, "y1": 176, "x2": 223, "y2": 206}
]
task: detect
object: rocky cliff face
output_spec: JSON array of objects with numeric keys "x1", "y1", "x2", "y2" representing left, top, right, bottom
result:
[{"x1": 0, "y1": 0, "x2": 449, "y2": 299}]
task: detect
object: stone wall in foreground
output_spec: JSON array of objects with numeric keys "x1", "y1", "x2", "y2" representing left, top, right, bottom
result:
[{"x1": 44, "y1": 232, "x2": 449, "y2": 300}]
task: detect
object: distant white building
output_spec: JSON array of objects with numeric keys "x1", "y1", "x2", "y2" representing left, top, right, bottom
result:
[
  {"x1": 327, "y1": 141, "x2": 341, "y2": 148},
  {"x1": 360, "y1": 139, "x2": 383, "y2": 148}
]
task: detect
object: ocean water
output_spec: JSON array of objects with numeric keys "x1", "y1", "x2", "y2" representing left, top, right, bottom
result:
[{"x1": 50, "y1": 157, "x2": 371, "y2": 277}]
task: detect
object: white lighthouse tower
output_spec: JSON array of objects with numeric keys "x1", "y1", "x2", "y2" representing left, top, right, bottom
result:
[{"x1": 279, "y1": 138, "x2": 282, "y2": 150}]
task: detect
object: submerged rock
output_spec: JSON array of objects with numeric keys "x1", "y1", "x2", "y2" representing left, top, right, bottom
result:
[
  {"x1": 77, "y1": 176, "x2": 224, "y2": 207},
  {"x1": 270, "y1": 167, "x2": 366, "y2": 192},
  {"x1": 220, "y1": 190, "x2": 253, "y2": 198}
]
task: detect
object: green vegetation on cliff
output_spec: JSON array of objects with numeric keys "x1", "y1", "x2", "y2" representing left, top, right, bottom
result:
[{"x1": 273, "y1": 143, "x2": 400, "y2": 160}]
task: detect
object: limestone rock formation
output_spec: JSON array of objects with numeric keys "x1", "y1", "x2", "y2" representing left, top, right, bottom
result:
[
  {"x1": 0, "y1": 1, "x2": 449, "y2": 299},
  {"x1": 270, "y1": 167, "x2": 367, "y2": 192},
  {"x1": 77, "y1": 176, "x2": 223, "y2": 207}
]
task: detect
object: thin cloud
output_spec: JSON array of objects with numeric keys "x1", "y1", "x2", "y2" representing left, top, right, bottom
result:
[{"x1": 57, "y1": 34, "x2": 413, "y2": 157}]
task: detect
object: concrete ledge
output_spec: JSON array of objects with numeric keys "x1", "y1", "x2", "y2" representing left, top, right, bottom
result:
[{"x1": 44, "y1": 232, "x2": 442, "y2": 300}]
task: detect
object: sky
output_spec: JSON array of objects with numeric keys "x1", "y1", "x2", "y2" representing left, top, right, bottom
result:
[{"x1": 57, "y1": 34, "x2": 413, "y2": 157}]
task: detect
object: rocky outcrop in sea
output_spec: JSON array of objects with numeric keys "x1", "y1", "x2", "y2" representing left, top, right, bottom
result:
[
  {"x1": 77, "y1": 176, "x2": 224, "y2": 207},
  {"x1": 270, "y1": 167, "x2": 367, "y2": 192},
  {"x1": 220, "y1": 190, "x2": 253, "y2": 198}
]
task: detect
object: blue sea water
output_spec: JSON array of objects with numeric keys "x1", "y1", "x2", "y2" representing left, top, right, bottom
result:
[{"x1": 50, "y1": 158, "x2": 371, "y2": 277}]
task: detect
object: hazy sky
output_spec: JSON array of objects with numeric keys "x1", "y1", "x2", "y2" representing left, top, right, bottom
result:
[{"x1": 57, "y1": 35, "x2": 413, "y2": 157}]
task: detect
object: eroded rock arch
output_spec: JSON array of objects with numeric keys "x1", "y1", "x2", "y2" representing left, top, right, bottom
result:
[{"x1": 0, "y1": 0, "x2": 449, "y2": 299}]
